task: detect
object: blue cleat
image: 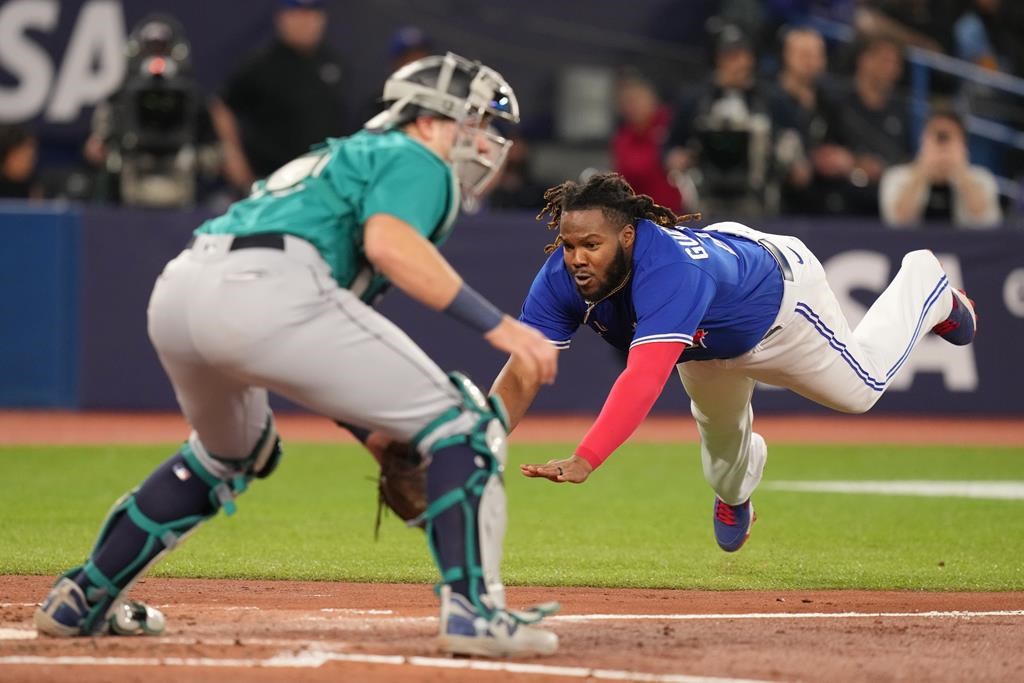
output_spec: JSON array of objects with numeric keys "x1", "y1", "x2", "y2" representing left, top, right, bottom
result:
[
  {"x1": 34, "y1": 576, "x2": 166, "y2": 637},
  {"x1": 932, "y1": 289, "x2": 977, "y2": 346},
  {"x1": 34, "y1": 578, "x2": 89, "y2": 637},
  {"x1": 438, "y1": 586, "x2": 558, "y2": 657},
  {"x1": 713, "y1": 497, "x2": 755, "y2": 552}
]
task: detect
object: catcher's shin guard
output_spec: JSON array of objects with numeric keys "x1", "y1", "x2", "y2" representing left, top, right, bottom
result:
[
  {"x1": 35, "y1": 421, "x2": 282, "y2": 636},
  {"x1": 417, "y1": 372, "x2": 553, "y2": 620}
]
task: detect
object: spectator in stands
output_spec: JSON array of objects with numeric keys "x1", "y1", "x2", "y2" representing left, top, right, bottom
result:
[
  {"x1": 216, "y1": 0, "x2": 349, "y2": 187},
  {"x1": 955, "y1": 0, "x2": 1006, "y2": 71},
  {"x1": 663, "y1": 24, "x2": 806, "y2": 217},
  {"x1": 823, "y1": 36, "x2": 911, "y2": 214},
  {"x1": 389, "y1": 25, "x2": 433, "y2": 70},
  {"x1": 611, "y1": 69, "x2": 682, "y2": 213},
  {"x1": 715, "y1": 0, "x2": 829, "y2": 73},
  {"x1": 0, "y1": 124, "x2": 39, "y2": 199},
  {"x1": 880, "y1": 108, "x2": 1002, "y2": 228},
  {"x1": 358, "y1": 26, "x2": 434, "y2": 127},
  {"x1": 953, "y1": 0, "x2": 1024, "y2": 176},
  {"x1": 774, "y1": 26, "x2": 853, "y2": 214}
]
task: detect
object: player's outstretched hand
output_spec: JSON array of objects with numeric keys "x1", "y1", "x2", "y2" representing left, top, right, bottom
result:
[
  {"x1": 485, "y1": 316, "x2": 558, "y2": 386},
  {"x1": 520, "y1": 455, "x2": 592, "y2": 484}
]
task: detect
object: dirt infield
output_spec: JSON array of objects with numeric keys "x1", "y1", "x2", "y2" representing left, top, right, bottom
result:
[
  {"x1": 0, "y1": 410, "x2": 1021, "y2": 445},
  {"x1": 2, "y1": 411, "x2": 1022, "y2": 682},
  {"x1": 2, "y1": 576, "x2": 1023, "y2": 683}
]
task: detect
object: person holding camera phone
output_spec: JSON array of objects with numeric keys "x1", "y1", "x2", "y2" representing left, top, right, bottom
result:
[{"x1": 880, "y1": 108, "x2": 1002, "y2": 228}]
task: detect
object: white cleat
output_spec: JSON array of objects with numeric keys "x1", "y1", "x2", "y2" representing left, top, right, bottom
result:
[{"x1": 107, "y1": 599, "x2": 166, "y2": 636}]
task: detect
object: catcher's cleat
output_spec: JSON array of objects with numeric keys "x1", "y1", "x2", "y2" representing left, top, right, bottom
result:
[
  {"x1": 107, "y1": 599, "x2": 167, "y2": 636},
  {"x1": 35, "y1": 577, "x2": 166, "y2": 637},
  {"x1": 713, "y1": 497, "x2": 755, "y2": 552},
  {"x1": 932, "y1": 288, "x2": 977, "y2": 346},
  {"x1": 438, "y1": 587, "x2": 558, "y2": 658},
  {"x1": 34, "y1": 578, "x2": 88, "y2": 637}
]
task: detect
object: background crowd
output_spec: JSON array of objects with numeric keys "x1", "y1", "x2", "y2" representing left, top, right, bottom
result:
[{"x1": 1, "y1": 0, "x2": 1021, "y2": 229}]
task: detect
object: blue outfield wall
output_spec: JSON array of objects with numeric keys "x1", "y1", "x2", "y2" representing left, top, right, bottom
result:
[
  {"x1": 0, "y1": 203, "x2": 80, "y2": 407},
  {"x1": 1, "y1": 202, "x2": 1022, "y2": 415}
]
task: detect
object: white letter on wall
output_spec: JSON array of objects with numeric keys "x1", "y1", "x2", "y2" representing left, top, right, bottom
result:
[
  {"x1": 0, "y1": 0, "x2": 59, "y2": 121},
  {"x1": 46, "y1": 0, "x2": 125, "y2": 123}
]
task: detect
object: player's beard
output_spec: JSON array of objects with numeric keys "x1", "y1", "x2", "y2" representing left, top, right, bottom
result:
[{"x1": 581, "y1": 243, "x2": 631, "y2": 302}]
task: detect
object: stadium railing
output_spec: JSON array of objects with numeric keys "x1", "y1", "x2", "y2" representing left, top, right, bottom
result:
[{"x1": 811, "y1": 17, "x2": 1024, "y2": 206}]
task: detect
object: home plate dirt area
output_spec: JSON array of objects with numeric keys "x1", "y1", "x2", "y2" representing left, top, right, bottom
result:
[
  {"x1": 1, "y1": 576, "x2": 1022, "y2": 683},
  {"x1": 2, "y1": 413, "x2": 1022, "y2": 682}
]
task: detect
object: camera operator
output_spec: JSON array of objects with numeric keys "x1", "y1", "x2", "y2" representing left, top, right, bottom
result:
[
  {"x1": 880, "y1": 108, "x2": 1002, "y2": 228},
  {"x1": 663, "y1": 24, "x2": 808, "y2": 218},
  {"x1": 84, "y1": 15, "x2": 230, "y2": 208}
]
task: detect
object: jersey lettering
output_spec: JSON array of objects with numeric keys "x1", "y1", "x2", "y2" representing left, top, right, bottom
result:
[
  {"x1": 696, "y1": 232, "x2": 738, "y2": 257},
  {"x1": 658, "y1": 226, "x2": 708, "y2": 260},
  {"x1": 658, "y1": 226, "x2": 738, "y2": 261}
]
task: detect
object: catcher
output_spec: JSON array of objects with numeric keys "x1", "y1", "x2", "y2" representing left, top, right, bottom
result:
[
  {"x1": 35, "y1": 53, "x2": 559, "y2": 658},
  {"x1": 359, "y1": 172, "x2": 978, "y2": 554}
]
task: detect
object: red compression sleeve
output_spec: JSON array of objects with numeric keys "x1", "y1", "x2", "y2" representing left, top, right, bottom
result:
[{"x1": 575, "y1": 341, "x2": 686, "y2": 469}]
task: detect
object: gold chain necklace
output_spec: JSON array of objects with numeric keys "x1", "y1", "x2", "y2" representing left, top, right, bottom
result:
[{"x1": 582, "y1": 269, "x2": 632, "y2": 325}]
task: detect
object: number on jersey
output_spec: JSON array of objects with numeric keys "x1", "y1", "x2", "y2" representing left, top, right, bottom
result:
[{"x1": 252, "y1": 148, "x2": 333, "y2": 198}]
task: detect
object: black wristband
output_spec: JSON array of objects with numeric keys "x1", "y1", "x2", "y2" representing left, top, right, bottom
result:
[{"x1": 444, "y1": 282, "x2": 505, "y2": 334}]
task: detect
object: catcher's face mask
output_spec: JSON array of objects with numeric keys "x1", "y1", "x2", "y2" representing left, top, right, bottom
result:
[{"x1": 450, "y1": 119, "x2": 511, "y2": 213}]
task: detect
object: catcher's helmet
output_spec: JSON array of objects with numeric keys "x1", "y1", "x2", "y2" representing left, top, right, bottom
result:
[{"x1": 366, "y1": 52, "x2": 519, "y2": 208}]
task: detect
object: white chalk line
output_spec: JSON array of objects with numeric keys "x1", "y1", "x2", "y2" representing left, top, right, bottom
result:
[
  {"x1": 4, "y1": 610, "x2": 1023, "y2": 680},
  {"x1": 147, "y1": 604, "x2": 393, "y2": 615},
  {"x1": 550, "y1": 610, "x2": 1024, "y2": 622},
  {"x1": 765, "y1": 480, "x2": 1024, "y2": 500},
  {"x1": 0, "y1": 627, "x2": 35, "y2": 640},
  {"x1": 3, "y1": 608, "x2": 1023, "y2": 642},
  {"x1": 217, "y1": 609, "x2": 1024, "y2": 624},
  {"x1": 0, "y1": 650, "x2": 775, "y2": 683}
]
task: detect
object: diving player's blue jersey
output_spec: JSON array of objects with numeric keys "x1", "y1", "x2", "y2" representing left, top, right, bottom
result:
[{"x1": 519, "y1": 220, "x2": 784, "y2": 361}]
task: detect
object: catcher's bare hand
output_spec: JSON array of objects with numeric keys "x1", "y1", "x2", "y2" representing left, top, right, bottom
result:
[
  {"x1": 485, "y1": 317, "x2": 557, "y2": 386},
  {"x1": 520, "y1": 455, "x2": 592, "y2": 484}
]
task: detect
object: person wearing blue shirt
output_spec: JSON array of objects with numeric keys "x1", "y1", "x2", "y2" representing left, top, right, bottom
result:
[{"x1": 496, "y1": 172, "x2": 977, "y2": 553}]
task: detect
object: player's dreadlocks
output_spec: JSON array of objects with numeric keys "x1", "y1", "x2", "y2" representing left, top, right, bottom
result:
[{"x1": 536, "y1": 172, "x2": 700, "y2": 254}]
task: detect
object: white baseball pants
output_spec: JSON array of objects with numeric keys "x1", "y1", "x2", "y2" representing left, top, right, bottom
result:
[
  {"x1": 677, "y1": 227, "x2": 954, "y2": 505},
  {"x1": 147, "y1": 234, "x2": 461, "y2": 462}
]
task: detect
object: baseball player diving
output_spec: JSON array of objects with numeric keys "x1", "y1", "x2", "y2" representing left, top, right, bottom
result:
[
  {"x1": 502, "y1": 172, "x2": 977, "y2": 552},
  {"x1": 35, "y1": 53, "x2": 561, "y2": 657}
]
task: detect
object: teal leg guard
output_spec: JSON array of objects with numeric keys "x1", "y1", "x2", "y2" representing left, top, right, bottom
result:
[
  {"x1": 416, "y1": 372, "x2": 515, "y2": 621},
  {"x1": 64, "y1": 424, "x2": 282, "y2": 634}
]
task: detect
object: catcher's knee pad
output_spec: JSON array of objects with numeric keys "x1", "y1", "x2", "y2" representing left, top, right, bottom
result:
[
  {"x1": 415, "y1": 372, "x2": 510, "y2": 617},
  {"x1": 68, "y1": 417, "x2": 282, "y2": 633}
]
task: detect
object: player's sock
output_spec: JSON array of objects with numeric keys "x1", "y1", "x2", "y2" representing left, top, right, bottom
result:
[{"x1": 426, "y1": 443, "x2": 487, "y2": 601}]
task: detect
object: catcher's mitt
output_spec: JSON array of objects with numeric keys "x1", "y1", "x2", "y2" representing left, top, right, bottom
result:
[{"x1": 375, "y1": 439, "x2": 427, "y2": 537}]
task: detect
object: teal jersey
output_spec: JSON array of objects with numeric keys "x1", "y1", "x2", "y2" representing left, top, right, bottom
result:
[{"x1": 197, "y1": 129, "x2": 459, "y2": 301}]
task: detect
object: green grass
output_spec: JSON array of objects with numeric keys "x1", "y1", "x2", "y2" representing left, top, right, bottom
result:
[{"x1": 1, "y1": 442, "x2": 1022, "y2": 590}]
